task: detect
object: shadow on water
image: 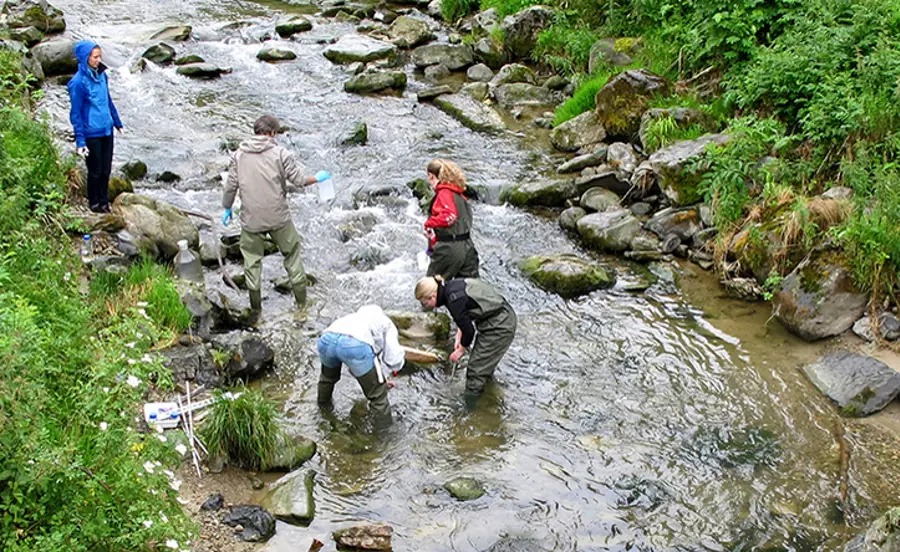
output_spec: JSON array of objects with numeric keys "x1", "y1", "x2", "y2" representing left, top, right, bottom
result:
[{"x1": 41, "y1": 0, "x2": 900, "y2": 549}]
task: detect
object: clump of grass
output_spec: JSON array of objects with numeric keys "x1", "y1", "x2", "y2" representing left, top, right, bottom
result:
[
  {"x1": 120, "y1": 258, "x2": 193, "y2": 333},
  {"x1": 552, "y1": 69, "x2": 616, "y2": 126},
  {"x1": 642, "y1": 115, "x2": 707, "y2": 152},
  {"x1": 199, "y1": 388, "x2": 283, "y2": 471}
]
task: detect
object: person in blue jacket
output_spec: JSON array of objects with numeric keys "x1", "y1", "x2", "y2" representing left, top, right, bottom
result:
[{"x1": 67, "y1": 40, "x2": 124, "y2": 213}]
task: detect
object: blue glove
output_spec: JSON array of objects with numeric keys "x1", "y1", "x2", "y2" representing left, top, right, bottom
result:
[
  {"x1": 315, "y1": 170, "x2": 331, "y2": 182},
  {"x1": 222, "y1": 208, "x2": 232, "y2": 226}
]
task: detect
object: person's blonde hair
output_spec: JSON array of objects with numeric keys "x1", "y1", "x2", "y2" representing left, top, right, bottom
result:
[
  {"x1": 415, "y1": 276, "x2": 443, "y2": 300},
  {"x1": 426, "y1": 159, "x2": 467, "y2": 190}
]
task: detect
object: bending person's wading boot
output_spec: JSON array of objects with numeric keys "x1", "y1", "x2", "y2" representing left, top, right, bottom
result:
[{"x1": 292, "y1": 282, "x2": 307, "y2": 308}]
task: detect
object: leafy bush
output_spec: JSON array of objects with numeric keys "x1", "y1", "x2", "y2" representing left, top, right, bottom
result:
[
  {"x1": 441, "y1": 0, "x2": 480, "y2": 22},
  {"x1": 533, "y1": 15, "x2": 599, "y2": 74},
  {"x1": 642, "y1": 115, "x2": 707, "y2": 152},
  {"x1": 199, "y1": 388, "x2": 283, "y2": 471}
]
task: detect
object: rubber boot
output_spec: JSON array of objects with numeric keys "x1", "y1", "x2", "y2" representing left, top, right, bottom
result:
[
  {"x1": 248, "y1": 289, "x2": 262, "y2": 326},
  {"x1": 317, "y1": 364, "x2": 341, "y2": 407},
  {"x1": 357, "y1": 369, "x2": 392, "y2": 425},
  {"x1": 292, "y1": 282, "x2": 307, "y2": 309}
]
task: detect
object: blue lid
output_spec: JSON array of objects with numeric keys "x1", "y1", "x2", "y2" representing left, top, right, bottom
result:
[
  {"x1": 83, "y1": 234, "x2": 91, "y2": 240},
  {"x1": 148, "y1": 412, "x2": 158, "y2": 419}
]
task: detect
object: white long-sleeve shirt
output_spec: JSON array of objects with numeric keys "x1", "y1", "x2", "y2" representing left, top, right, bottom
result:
[{"x1": 324, "y1": 305, "x2": 405, "y2": 374}]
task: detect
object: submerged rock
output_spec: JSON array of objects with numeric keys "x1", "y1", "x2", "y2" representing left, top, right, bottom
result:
[
  {"x1": 520, "y1": 254, "x2": 615, "y2": 298},
  {"x1": 684, "y1": 425, "x2": 780, "y2": 469},
  {"x1": 257, "y1": 48, "x2": 297, "y2": 62},
  {"x1": 259, "y1": 469, "x2": 316, "y2": 525},
  {"x1": 444, "y1": 476, "x2": 485, "y2": 501},
  {"x1": 333, "y1": 524, "x2": 393, "y2": 551},
  {"x1": 483, "y1": 537, "x2": 550, "y2": 552},
  {"x1": 843, "y1": 506, "x2": 900, "y2": 552},
  {"x1": 803, "y1": 351, "x2": 900, "y2": 417},
  {"x1": 142, "y1": 43, "x2": 176, "y2": 64},
  {"x1": 222, "y1": 505, "x2": 276, "y2": 542}
]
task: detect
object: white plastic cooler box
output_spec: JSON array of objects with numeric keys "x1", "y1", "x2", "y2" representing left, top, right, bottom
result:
[{"x1": 143, "y1": 402, "x2": 181, "y2": 429}]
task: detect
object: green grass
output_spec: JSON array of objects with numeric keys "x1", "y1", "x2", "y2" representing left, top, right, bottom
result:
[
  {"x1": 552, "y1": 69, "x2": 618, "y2": 126},
  {"x1": 199, "y1": 388, "x2": 284, "y2": 471}
]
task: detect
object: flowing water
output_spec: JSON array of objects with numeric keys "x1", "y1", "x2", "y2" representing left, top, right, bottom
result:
[{"x1": 40, "y1": 0, "x2": 900, "y2": 549}]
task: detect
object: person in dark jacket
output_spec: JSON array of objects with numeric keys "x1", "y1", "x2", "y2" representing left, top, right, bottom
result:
[
  {"x1": 415, "y1": 276, "x2": 516, "y2": 398},
  {"x1": 67, "y1": 40, "x2": 123, "y2": 213},
  {"x1": 423, "y1": 159, "x2": 479, "y2": 279}
]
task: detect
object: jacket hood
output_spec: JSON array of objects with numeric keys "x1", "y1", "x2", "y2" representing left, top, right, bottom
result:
[
  {"x1": 239, "y1": 135, "x2": 277, "y2": 153},
  {"x1": 435, "y1": 181, "x2": 466, "y2": 194},
  {"x1": 74, "y1": 40, "x2": 99, "y2": 73}
]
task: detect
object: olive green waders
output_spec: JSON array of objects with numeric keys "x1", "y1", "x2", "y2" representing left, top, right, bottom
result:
[
  {"x1": 466, "y1": 303, "x2": 517, "y2": 396},
  {"x1": 427, "y1": 240, "x2": 480, "y2": 280},
  {"x1": 240, "y1": 220, "x2": 307, "y2": 308},
  {"x1": 318, "y1": 365, "x2": 391, "y2": 421}
]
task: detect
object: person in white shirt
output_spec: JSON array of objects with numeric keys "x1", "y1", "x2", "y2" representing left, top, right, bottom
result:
[{"x1": 316, "y1": 305, "x2": 405, "y2": 423}]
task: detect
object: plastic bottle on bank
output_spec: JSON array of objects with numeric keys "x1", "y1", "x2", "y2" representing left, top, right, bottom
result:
[{"x1": 174, "y1": 240, "x2": 202, "y2": 282}]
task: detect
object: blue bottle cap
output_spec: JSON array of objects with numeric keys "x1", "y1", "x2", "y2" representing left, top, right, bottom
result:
[
  {"x1": 83, "y1": 234, "x2": 91, "y2": 241},
  {"x1": 148, "y1": 412, "x2": 158, "y2": 420}
]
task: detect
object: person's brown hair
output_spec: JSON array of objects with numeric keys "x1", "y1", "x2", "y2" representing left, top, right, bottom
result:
[
  {"x1": 426, "y1": 159, "x2": 467, "y2": 190},
  {"x1": 253, "y1": 115, "x2": 280, "y2": 136}
]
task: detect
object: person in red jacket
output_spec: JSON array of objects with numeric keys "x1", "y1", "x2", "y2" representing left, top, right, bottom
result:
[{"x1": 423, "y1": 159, "x2": 480, "y2": 279}]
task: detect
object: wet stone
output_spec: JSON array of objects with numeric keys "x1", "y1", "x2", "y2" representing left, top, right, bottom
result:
[
  {"x1": 201, "y1": 493, "x2": 225, "y2": 511},
  {"x1": 444, "y1": 476, "x2": 485, "y2": 501}
]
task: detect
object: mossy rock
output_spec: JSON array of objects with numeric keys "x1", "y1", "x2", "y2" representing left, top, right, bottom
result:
[
  {"x1": 344, "y1": 71, "x2": 406, "y2": 94},
  {"x1": 520, "y1": 254, "x2": 615, "y2": 298},
  {"x1": 108, "y1": 177, "x2": 133, "y2": 201},
  {"x1": 501, "y1": 179, "x2": 576, "y2": 208},
  {"x1": 121, "y1": 160, "x2": 148, "y2": 180},
  {"x1": 406, "y1": 178, "x2": 434, "y2": 212},
  {"x1": 594, "y1": 69, "x2": 670, "y2": 139},
  {"x1": 386, "y1": 310, "x2": 451, "y2": 343},
  {"x1": 444, "y1": 477, "x2": 485, "y2": 501},
  {"x1": 174, "y1": 55, "x2": 205, "y2": 66},
  {"x1": 257, "y1": 48, "x2": 297, "y2": 63},
  {"x1": 268, "y1": 435, "x2": 317, "y2": 472}
]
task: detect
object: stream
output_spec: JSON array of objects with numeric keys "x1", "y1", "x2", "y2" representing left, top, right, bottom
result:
[{"x1": 39, "y1": 0, "x2": 900, "y2": 549}]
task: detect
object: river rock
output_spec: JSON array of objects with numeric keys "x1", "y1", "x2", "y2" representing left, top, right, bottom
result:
[
  {"x1": 2, "y1": 0, "x2": 65, "y2": 33},
  {"x1": 10, "y1": 26, "x2": 43, "y2": 47},
  {"x1": 721, "y1": 277, "x2": 764, "y2": 301},
  {"x1": 577, "y1": 209, "x2": 642, "y2": 253},
  {"x1": 121, "y1": 160, "x2": 148, "y2": 180},
  {"x1": 411, "y1": 43, "x2": 473, "y2": 70},
  {"x1": 386, "y1": 310, "x2": 450, "y2": 343},
  {"x1": 269, "y1": 435, "x2": 317, "y2": 472},
  {"x1": 489, "y1": 62, "x2": 536, "y2": 86},
  {"x1": 211, "y1": 332, "x2": 276, "y2": 381},
  {"x1": 606, "y1": 142, "x2": 639, "y2": 181},
  {"x1": 580, "y1": 187, "x2": 620, "y2": 212},
  {"x1": 638, "y1": 107, "x2": 717, "y2": 151},
  {"x1": 559, "y1": 206, "x2": 587, "y2": 232},
  {"x1": 388, "y1": 15, "x2": 433, "y2": 48},
  {"x1": 502, "y1": 178, "x2": 575, "y2": 207},
  {"x1": 852, "y1": 313, "x2": 900, "y2": 342},
  {"x1": 588, "y1": 37, "x2": 642, "y2": 72},
  {"x1": 520, "y1": 254, "x2": 615, "y2": 298},
  {"x1": 433, "y1": 93, "x2": 505, "y2": 134},
  {"x1": 201, "y1": 493, "x2": 225, "y2": 512},
  {"x1": 142, "y1": 43, "x2": 175, "y2": 65},
  {"x1": 492, "y1": 82, "x2": 558, "y2": 108},
  {"x1": 417, "y1": 84, "x2": 453, "y2": 101},
  {"x1": 341, "y1": 121, "x2": 368, "y2": 146},
  {"x1": 333, "y1": 524, "x2": 393, "y2": 551},
  {"x1": 594, "y1": 69, "x2": 671, "y2": 138},
  {"x1": 346, "y1": 69, "x2": 406, "y2": 94},
  {"x1": 31, "y1": 39, "x2": 77, "y2": 76},
  {"x1": 483, "y1": 537, "x2": 550, "y2": 552},
  {"x1": 499, "y1": 5, "x2": 552, "y2": 60},
  {"x1": 557, "y1": 145, "x2": 608, "y2": 173},
  {"x1": 645, "y1": 207, "x2": 702, "y2": 242},
  {"x1": 843, "y1": 506, "x2": 900, "y2": 552},
  {"x1": 550, "y1": 111, "x2": 606, "y2": 152},
  {"x1": 632, "y1": 133, "x2": 731, "y2": 206},
  {"x1": 353, "y1": 181, "x2": 410, "y2": 207},
  {"x1": 575, "y1": 165, "x2": 630, "y2": 197},
  {"x1": 473, "y1": 36, "x2": 507, "y2": 70},
  {"x1": 176, "y1": 62, "x2": 230, "y2": 79},
  {"x1": 444, "y1": 476, "x2": 485, "y2": 501},
  {"x1": 150, "y1": 25, "x2": 192, "y2": 41},
  {"x1": 324, "y1": 35, "x2": 397, "y2": 64},
  {"x1": 424, "y1": 62, "x2": 450, "y2": 82},
  {"x1": 803, "y1": 351, "x2": 900, "y2": 416},
  {"x1": 158, "y1": 343, "x2": 222, "y2": 389},
  {"x1": 222, "y1": 505, "x2": 276, "y2": 542},
  {"x1": 257, "y1": 47, "x2": 297, "y2": 62},
  {"x1": 467, "y1": 63, "x2": 494, "y2": 82},
  {"x1": 259, "y1": 469, "x2": 315, "y2": 525},
  {"x1": 772, "y1": 252, "x2": 869, "y2": 341},
  {"x1": 461, "y1": 82, "x2": 489, "y2": 101},
  {"x1": 112, "y1": 193, "x2": 199, "y2": 259},
  {"x1": 275, "y1": 16, "x2": 312, "y2": 38}
]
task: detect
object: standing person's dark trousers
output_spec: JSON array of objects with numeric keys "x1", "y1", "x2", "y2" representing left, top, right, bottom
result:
[{"x1": 85, "y1": 133, "x2": 114, "y2": 212}]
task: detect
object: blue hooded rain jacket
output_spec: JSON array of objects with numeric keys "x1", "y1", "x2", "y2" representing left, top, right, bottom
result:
[{"x1": 67, "y1": 40, "x2": 123, "y2": 148}]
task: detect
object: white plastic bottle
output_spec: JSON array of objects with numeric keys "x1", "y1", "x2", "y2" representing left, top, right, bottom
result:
[
  {"x1": 318, "y1": 175, "x2": 335, "y2": 203},
  {"x1": 80, "y1": 234, "x2": 93, "y2": 260},
  {"x1": 174, "y1": 239, "x2": 203, "y2": 282}
]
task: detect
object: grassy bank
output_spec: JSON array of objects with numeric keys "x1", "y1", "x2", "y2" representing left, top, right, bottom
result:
[
  {"x1": 0, "y1": 50, "x2": 196, "y2": 551},
  {"x1": 449, "y1": 0, "x2": 900, "y2": 299}
]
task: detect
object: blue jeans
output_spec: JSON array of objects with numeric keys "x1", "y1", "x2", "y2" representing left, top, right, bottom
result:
[{"x1": 317, "y1": 332, "x2": 374, "y2": 377}]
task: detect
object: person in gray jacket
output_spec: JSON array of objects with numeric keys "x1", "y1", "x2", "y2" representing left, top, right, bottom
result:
[
  {"x1": 317, "y1": 304, "x2": 405, "y2": 423},
  {"x1": 222, "y1": 115, "x2": 331, "y2": 314}
]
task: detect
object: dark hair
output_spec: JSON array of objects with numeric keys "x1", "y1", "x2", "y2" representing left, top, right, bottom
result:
[{"x1": 253, "y1": 115, "x2": 280, "y2": 136}]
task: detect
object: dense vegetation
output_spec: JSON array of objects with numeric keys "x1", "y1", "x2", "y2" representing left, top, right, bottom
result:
[
  {"x1": 449, "y1": 0, "x2": 900, "y2": 299},
  {"x1": 0, "y1": 50, "x2": 196, "y2": 551}
]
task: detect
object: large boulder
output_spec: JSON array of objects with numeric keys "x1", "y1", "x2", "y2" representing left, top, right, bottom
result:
[
  {"x1": 549, "y1": 110, "x2": 606, "y2": 152},
  {"x1": 473, "y1": 36, "x2": 507, "y2": 70},
  {"x1": 385, "y1": 310, "x2": 450, "y2": 344},
  {"x1": 31, "y1": 38, "x2": 76, "y2": 76},
  {"x1": 323, "y1": 35, "x2": 397, "y2": 64},
  {"x1": 344, "y1": 70, "x2": 406, "y2": 94},
  {"x1": 576, "y1": 209, "x2": 642, "y2": 252},
  {"x1": 142, "y1": 43, "x2": 176, "y2": 65},
  {"x1": 802, "y1": 351, "x2": 900, "y2": 416},
  {"x1": 489, "y1": 63, "x2": 536, "y2": 86},
  {"x1": 843, "y1": 507, "x2": 900, "y2": 552},
  {"x1": 411, "y1": 43, "x2": 474, "y2": 71},
  {"x1": 176, "y1": 62, "x2": 230, "y2": 79},
  {"x1": 499, "y1": 5, "x2": 553, "y2": 60},
  {"x1": 501, "y1": 179, "x2": 575, "y2": 208},
  {"x1": 558, "y1": 206, "x2": 587, "y2": 233},
  {"x1": 113, "y1": 193, "x2": 199, "y2": 259},
  {"x1": 387, "y1": 16, "x2": 433, "y2": 48},
  {"x1": 333, "y1": 524, "x2": 393, "y2": 551},
  {"x1": 520, "y1": 254, "x2": 615, "y2": 298},
  {"x1": 150, "y1": 25, "x2": 192, "y2": 41},
  {"x1": 10, "y1": 25, "x2": 43, "y2": 47},
  {"x1": 2, "y1": 0, "x2": 65, "y2": 33},
  {"x1": 275, "y1": 16, "x2": 312, "y2": 38},
  {"x1": 212, "y1": 332, "x2": 276, "y2": 381},
  {"x1": 580, "y1": 186, "x2": 620, "y2": 212},
  {"x1": 158, "y1": 344, "x2": 222, "y2": 389},
  {"x1": 594, "y1": 69, "x2": 671, "y2": 139},
  {"x1": 632, "y1": 133, "x2": 731, "y2": 206},
  {"x1": 772, "y1": 252, "x2": 869, "y2": 341},
  {"x1": 259, "y1": 469, "x2": 315, "y2": 525},
  {"x1": 257, "y1": 47, "x2": 297, "y2": 62},
  {"x1": 467, "y1": 63, "x2": 494, "y2": 82},
  {"x1": 638, "y1": 107, "x2": 718, "y2": 151},
  {"x1": 492, "y1": 83, "x2": 558, "y2": 108},
  {"x1": 645, "y1": 206, "x2": 702, "y2": 242},
  {"x1": 433, "y1": 93, "x2": 505, "y2": 134},
  {"x1": 588, "y1": 37, "x2": 641, "y2": 72},
  {"x1": 222, "y1": 505, "x2": 276, "y2": 542}
]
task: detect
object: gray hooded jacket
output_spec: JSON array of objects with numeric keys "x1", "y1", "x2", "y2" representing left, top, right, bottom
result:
[{"x1": 223, "y1": 135, "x2": 306, "y2": 233}]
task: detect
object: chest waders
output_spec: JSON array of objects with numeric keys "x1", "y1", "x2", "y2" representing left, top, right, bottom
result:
[
  {"x1": 427, "y1": 191, "x2": 480, "y2": 279},
  {"x1": 457, "y1": 279, "x2": 517, "y2": 396}
]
